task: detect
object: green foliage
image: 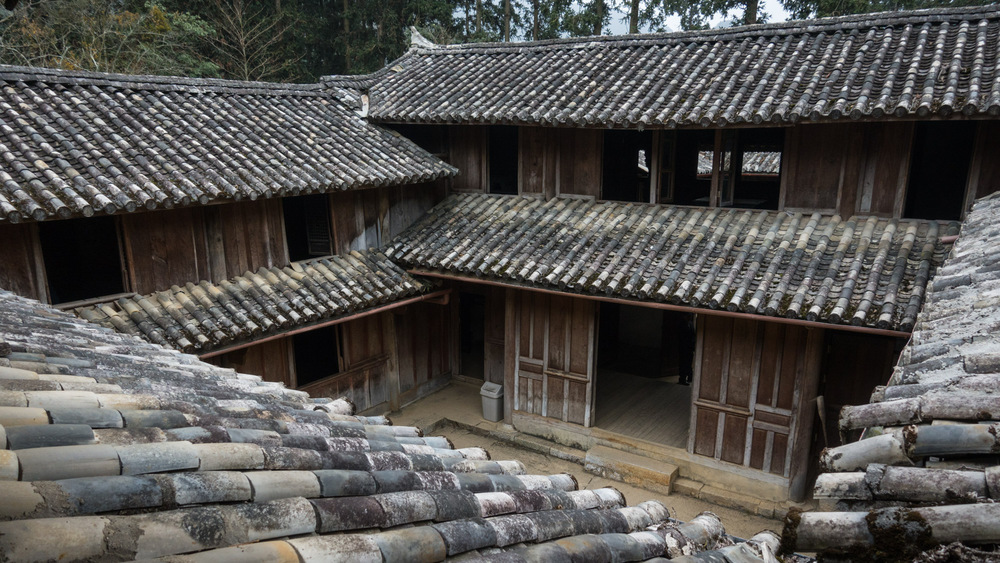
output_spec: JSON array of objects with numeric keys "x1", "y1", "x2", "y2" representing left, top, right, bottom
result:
[
  {"x1": 779, "y1": 0, "x2": 984, "y2": 20},
  {"x1": 0, "y1": 0, "x2": 219, "y2": 76},
  {"x1": 3, "y1": 0, "x2": 996, "y2": 83}
]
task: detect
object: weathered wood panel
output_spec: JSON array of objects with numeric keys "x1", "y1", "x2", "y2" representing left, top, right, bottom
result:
[
  {"x1": 449, "y1": 126, "x2": 487, "y2": 192},
  {"x1": 0, "y1": 223, "x2": 45, "y2": 301},
  {"x1": 386, "y1": 183, "x2": 446, "y2": 241},
  {"x1": 299, "y1": 358, "x2": 390, "y2": 413},
  {"x1": 206, "y1": 338, "x2": 292, "y2": 388},
  {"x1": 330, "y1": 190, "x2": 383, "y2": 254},
  {"x1": 396, "y1": 302, "x2": 452, "y2": 403},
  {"x1": 484, "y1": 287, "x2": 506, "y2": 384},
  {"x1": 691, "y1": 316, "x2": 822, "y2": 484},
  {"x1": 122, "y1": 207, "x2": 208, "y2": 294},
  {"x1": 857, "y1": 122, "x2": 914, "y2": 216},
  {"x1": 511, "y1": 290, "x2": 597, "y2": 426},
  {"x1": 519, "y1": 127, "x2": 557, "y2": 199},
  {"x1": 556, "y1": 129, "x2": 602, "y2": 198},
  {"x1": 970, "y1": 121, "x2": 1000, "y2": 201},
  {"x1": 342, "y1": 314, "x2": 385, "y2": 369},
  {"x1": 780, "y1": 124, "x2": 852, "y2": 211},
  {"x1": 203, "y1": 199, "x2": 287, "y2": 281}
]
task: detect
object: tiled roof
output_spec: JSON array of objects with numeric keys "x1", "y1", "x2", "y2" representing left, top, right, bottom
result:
[
  {"x1": 697, "y1": 151, "x2": 782, "y2": 175},
  {"x1": 0, "y1": 65, "x2": 457, "y2": 223},
  {"x1": 781, "y1": 193, "x2": 1000, "y2": 560},
  {"x1": 75, "y1": 250, "x2": 431, "y2": 354},
  {"x1": 344, "y1": 5, "x2": 1000, "y2": 127},
  {"x1": 0, "y1": 290, "x2": 783, "y2": 561},
  {"x1": 387, "y1": 193, "x2": 955, "y2": 331}
]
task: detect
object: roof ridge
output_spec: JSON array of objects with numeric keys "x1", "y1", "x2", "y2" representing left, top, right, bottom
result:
[
  {"x1": 0, "y1": 64, "x2": 324, "y2": 95},
  {"x1": 400, "y1": 3, "x2": 1000, "y2": 53}
]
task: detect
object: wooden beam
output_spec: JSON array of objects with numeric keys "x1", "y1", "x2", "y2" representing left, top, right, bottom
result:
[
  {"x1": 409, "y1": 270, "x2": 910, "y2": 338},
  {"x1": 198, "y1": 289, "x2": 452, "y2": 359}
]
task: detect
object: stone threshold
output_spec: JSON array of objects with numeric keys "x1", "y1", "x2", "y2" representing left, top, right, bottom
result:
[{"x1": 423, "y1": 416, "x2": 813, "y2": 521}]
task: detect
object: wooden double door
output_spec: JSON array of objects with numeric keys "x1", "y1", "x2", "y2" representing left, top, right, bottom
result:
[
  {"x1": 691, "y1": 316, "x2": 822, "y2": 484},
  {"x1": 511, "y1": 291, "x2": 597, "y2": 427}
]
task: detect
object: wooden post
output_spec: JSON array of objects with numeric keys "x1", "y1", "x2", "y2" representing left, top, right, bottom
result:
[
  {"x1": 504, "y1": 288, "x2": 518, "y2": 423},
  {"x1": 381, "y1": 311, "x2": 401, "y2": 411}
]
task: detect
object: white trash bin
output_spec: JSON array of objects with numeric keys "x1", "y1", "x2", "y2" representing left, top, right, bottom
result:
[{"x1": 480, "y1": 382, "x2": 504, "y2": 422}]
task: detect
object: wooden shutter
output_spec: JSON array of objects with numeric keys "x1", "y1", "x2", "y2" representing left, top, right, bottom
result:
[{"x1": 513, "y1": 292, "x2": 597, "y2": 427}]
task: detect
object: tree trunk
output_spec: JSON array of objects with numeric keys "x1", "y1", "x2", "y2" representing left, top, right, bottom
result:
[
  {"x1": 593, "y1": 0, "x2": 603, "y2": 35},
  {"x1": 476, "y1": 0, "x2": 482, "y2": 34},
  {"x1": 629, "y1": 0, "x2": 639, "y2": 33},
  {"x1": 342, "y1": 0, "x2": 350, "y2": 72},
  {"x1": 504, "y1": 0, "x2": 510, "y2": 41},
  {"x1": 532, "y1": 0, "x2": 538, "y2": 40},
  {"x1": 745, "y1": 0, "x2": 759, "y2": 25}
]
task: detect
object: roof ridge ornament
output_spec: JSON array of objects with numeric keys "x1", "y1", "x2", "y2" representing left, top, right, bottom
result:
[{"x1": 409, "y1": 26, "x2": 439, "y2": 51}]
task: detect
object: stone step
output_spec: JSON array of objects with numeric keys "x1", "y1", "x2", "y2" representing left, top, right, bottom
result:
[{"x1": 583, "y1": 445, "x2": 679, "y2": 495}]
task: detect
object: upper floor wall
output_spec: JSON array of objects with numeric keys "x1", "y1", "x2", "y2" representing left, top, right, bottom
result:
[
  {"x1": 0, "y1": 181, "x2": 446, "y2": 306},
  {"x1": 431, "y1": 120, "x2": 1000, "y2": 222}
]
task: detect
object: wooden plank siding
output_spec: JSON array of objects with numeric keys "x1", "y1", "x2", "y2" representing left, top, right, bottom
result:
[
  {"x1": 555, "y1": 129, "x2": 603, "y2": 199},
  {"x1": 519, "y1": 127, "x2": 557, "y2": 199},
  {"x1": 331, "y1": 183, "x2": 445, "y2": 255},
  {"x1": 122, "y1": 200, "x2": 288, "y2": 294},
  {"x1": 0, "y1": 223, "x2": 46, "y2": 302},
  {"x1": 690, "y1": 315, "x2": 823, "y2": 488},
  {"x1": 511, "y1": 291, "x2": 597, "y2": 426},
  {"x1": 449, "y1": 126, "x2": 488, "y2": 192},
  {"x1": 395, "y1": 301, "x2": 453, "y2": 405},
  {"x1": 206, "y1": 338, "x2": 293, "y2": 388},
  {"x1": 968, "y1": 121, "x2": 1000, "y2": 204}
]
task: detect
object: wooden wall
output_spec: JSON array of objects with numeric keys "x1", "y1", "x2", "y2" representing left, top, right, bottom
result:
[
  {"x1": 969, "y1": 121, "x2": 1000, "y2": 202},
  {"x1": 206, "y1": 300, "x2": 454, "y2": 414},
  {"x1": 0, "y1": 223, "x2": 45, "y2": 301},
  {"x1": 508, "y1": 290, "x2": 597, "y2": 426},
  {"x1": 691, "y1": 316, "x2": 823, "y2": 498},
  {"x1": 519, "y1": 127, "x2": 557, "y2": 199},
  {"x1": 395, "y1": 301, "x2": 452, "y2": 405},
  {"x1": 449, "y1": 126, "x2": 487, "y2": 192},
  {"x1": 208, "y1": 338, "x2": 293, "y2": 388},
  {"x1": 330, "y1": 183, "x2": 444, "y2": 254},
  {"x1": 121, "y1": 200, "x2": 288, "y2": 294},
  {"x1": 202, "y1": 200, "x2": 287, "y2": 283}
]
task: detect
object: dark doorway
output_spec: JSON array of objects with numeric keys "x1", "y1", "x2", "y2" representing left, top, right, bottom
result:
[
  {"x1": 668, "y1": 130, "x2": 715, "y2": 205},
  {"x1": 489, "y1": 126, "x2": 519, "y2": 195},
  {"x1": 283, "y1": 194, "x2": 333, "y2": 261},
  {"x1": 459, "y1": 292, "x2": 486, "y2": 379},
  {"x1": 292, "y1": 325, "x2": 342, "y2": 386},
  {"x1": 905, "y1": 121, "x2": 976, "y2": 221},
  {"x1": 603, "y1": 130, "x2": 652, "y2": 202},
  {"x1": 38, "y1": 216, "x2": 126, "y2": 304},
  {"x1": 595, "y1": 302, "x2": 696, "y2": 447}
]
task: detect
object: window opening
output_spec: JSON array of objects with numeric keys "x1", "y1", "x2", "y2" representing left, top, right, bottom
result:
[
  {"x1": 904, "y1": 121, "x2": 976, "y2": 221},
  {"x1": 283, "y1": 194, "x2": 333, "y2": 261},
  {"x1": 292, "y1": 324, "x2": 343, "y2": 386},
  {"x1": 602, "y1": 130, "x2": 652, "y2": 202},
  {"x1": 39, "y1": 215, "x2": 126, "y2": 304},
  {"x1": 488, "y1": 126, "x2": 519, "y2": 195}
]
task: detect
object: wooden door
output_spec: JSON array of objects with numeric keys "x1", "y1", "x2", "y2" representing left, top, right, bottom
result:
[
  {"x1": 690, "y1": 316, "x2": 822, "y2": 479},
  {"x1": 513, "y1": 292, "x2": 597, "y2": 427}
]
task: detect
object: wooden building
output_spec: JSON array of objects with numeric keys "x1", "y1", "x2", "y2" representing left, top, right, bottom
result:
[
  {"x1": 0, "y1": 65, "x2": 458, "y2": 416},
  {"x1": 1, "y1": 5, "x2": 1000, "y2": 504},
  {"x1": 346, "y1": 5, "x2": 1000, "y2": 501}
]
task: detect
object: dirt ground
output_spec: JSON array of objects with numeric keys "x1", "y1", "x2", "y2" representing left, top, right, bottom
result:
[{"x1": 439, "y1": 424, "x2": 782, "y2": 540}]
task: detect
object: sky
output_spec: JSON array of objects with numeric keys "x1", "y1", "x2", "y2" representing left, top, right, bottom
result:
[{"x1": 605, "y1": 0, "x2": 791, "y2": 34}]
